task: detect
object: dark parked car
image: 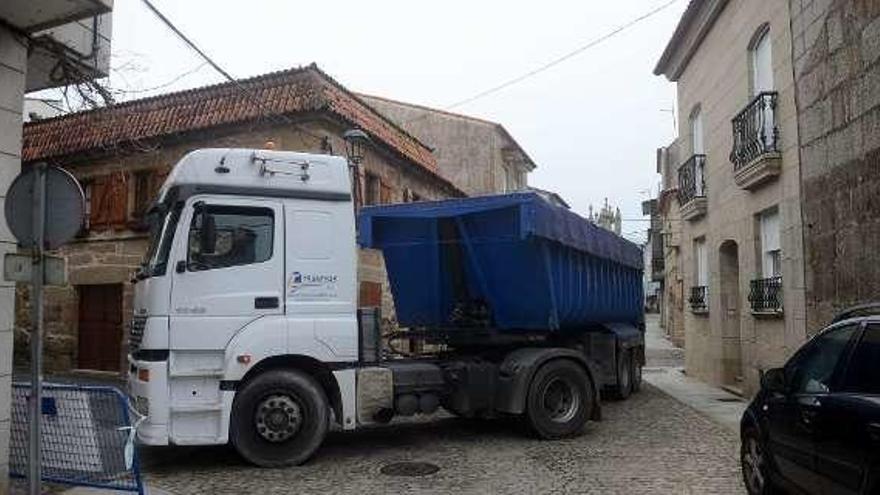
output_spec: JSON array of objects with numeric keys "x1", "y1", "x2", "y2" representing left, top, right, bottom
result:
[{"x1": 741, "y1": 304, "x2": 880, "y2": 494}]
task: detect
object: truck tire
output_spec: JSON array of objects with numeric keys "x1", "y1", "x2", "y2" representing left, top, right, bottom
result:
[
  {"x1": 230, "y1": 369, "x2": 329, "y2": 467},
  {"x1": 613, "y1": 350, "x2": 633, "y2": 400},
  {"x1": 525, "y1": 359, "x2": 593, "y2": 439},
  {"x1": 630, "y1": 349, "x2": 643, "y2": 394}
]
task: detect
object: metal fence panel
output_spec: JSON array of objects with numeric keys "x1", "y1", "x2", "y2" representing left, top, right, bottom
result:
[{"x1": 9, "y1": 383, "x2": 144, "y2": 494}]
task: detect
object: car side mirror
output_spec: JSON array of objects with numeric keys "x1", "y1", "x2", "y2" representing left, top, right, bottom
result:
[{"x1": 761, "y1": 367, "x2": 786, "y2": 393}]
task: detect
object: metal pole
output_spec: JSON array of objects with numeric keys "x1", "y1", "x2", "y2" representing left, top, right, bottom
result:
[{"x1": 28, "y1": 164, "x2": 47, "y2": 495}]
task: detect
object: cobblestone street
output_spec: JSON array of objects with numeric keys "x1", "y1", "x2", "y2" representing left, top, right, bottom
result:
[{"x1": 141, "y1": 317, "x2": 746, "y2": 495}]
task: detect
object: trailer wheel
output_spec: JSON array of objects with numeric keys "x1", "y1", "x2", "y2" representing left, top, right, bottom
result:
[
  {"x1": 613, "y1": 350, "x2": 633, "y2": 400},
  {"x1": 630, "y1": 349, "x2": 643, "y2": 394},
  {"x1": 230, "y1": 369, "x2": 329, "y2": 467},
  {"x1": 525, "y1": 359, "x2": 592, "y2": 439}
]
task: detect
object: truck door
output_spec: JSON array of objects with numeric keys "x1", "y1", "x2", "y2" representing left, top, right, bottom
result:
[{"x1": 169, "y1": 197, "x2": 284, "y2": 350}]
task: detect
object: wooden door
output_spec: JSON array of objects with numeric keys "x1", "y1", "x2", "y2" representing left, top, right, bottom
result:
[{"x1": 77, "y1": 284, "x2": 123, "y2": 371}]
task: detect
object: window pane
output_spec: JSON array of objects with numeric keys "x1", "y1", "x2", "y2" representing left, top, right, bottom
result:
[
  {"x1": 760, "y1": 209, "x2": 780, "y2": 277},
  {"x1": 188, "y1": 206, "x2": 274, "y2": 271},
  {"x1": 842, "y1": 325, "x2": 880, "y2": 394},
  {"x1": 788, "y1": 324, "x2": 858, "y2": 394}
]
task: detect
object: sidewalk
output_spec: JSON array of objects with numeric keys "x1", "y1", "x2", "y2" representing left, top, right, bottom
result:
[{"x1": 642, "y1": 314, "x2": 747, "y2": 433}]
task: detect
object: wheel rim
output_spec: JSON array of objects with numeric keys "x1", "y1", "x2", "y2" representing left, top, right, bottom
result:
[
  {"x1": 255, "y1": 394, "x2": 303, "y2": 443},
  {"x1": 742, "y1": 437, "x2": 766, "y2": 493},
  {"x1": 541, "y1": 377, "x2": 580, "y2": 423}
]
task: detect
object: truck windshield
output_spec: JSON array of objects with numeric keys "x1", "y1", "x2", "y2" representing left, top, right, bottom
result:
[{"x1": 140, "y1": 202, "x2": 182, "y2": 278}]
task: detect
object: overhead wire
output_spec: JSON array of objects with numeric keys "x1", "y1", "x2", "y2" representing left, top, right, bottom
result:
[
  {"x1": 138, "y1": 0, "x2": 324, "y2": 142},
  {"x1": 403, "y1": 0, "x2": 682, "y2": 123}
]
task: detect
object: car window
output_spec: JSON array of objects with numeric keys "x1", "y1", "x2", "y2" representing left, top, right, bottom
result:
[
  {"x1": 841, "y1": 324, "x2": 880, "y2": 394},
  {"x1": 787, "y1": 324, "x2": 858, "y2": 394},
  {"x1": 187, "y1": 205, "x2": 274, "y2": 271}
]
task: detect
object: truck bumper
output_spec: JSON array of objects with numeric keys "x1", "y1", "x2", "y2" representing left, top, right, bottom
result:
[{"x1": 128, "y1": 355, "x2": 170, "y2": 446}]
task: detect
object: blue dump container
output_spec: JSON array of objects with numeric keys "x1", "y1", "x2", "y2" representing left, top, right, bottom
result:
[{"x1": 358, "y1": 192, "x2": 644, "y2": 331}]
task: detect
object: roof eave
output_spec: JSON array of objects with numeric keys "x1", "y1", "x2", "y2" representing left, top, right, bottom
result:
[{"x1": 653, "y1": 0, "x2": 729, "y2": 82}]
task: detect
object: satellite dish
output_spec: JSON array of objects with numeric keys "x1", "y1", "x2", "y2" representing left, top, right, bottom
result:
[{"x1": 5, "y1": 166, "x2": 85, "y2": 249}]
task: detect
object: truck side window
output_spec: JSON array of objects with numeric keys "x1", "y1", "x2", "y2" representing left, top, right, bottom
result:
[{"x1": 187, "y1": 205, "x2": 274, "y2": 271}]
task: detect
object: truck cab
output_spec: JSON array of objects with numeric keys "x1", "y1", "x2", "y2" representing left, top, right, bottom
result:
[
  {"x1": 129, "y1": 149, "x2": 359, "y2": 456},
  {"x1": 129, "y1": 148, "x2": 642, "y2": 467}
]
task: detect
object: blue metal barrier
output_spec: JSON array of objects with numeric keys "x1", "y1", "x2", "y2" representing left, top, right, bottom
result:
[{"x1": 8, "y1": 383, "x2": 144, "y2": 494}]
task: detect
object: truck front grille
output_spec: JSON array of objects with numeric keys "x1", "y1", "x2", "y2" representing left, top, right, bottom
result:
[{"x1": 129, "y1": 316, "x2": 147, "y2": 354}]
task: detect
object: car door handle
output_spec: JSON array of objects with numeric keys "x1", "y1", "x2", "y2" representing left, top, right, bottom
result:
[{"x1": 254, "y1": 297, "x2": 279, "y2": 309}]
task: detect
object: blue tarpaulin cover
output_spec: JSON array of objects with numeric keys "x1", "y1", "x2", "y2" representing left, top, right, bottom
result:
[{"x1": 359, "y1": 192, "x2": 644, "y2": 330}]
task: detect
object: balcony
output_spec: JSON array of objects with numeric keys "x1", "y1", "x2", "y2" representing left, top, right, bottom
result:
[
  {"x1": 677, "y1": 155, "x2": 707, "y2": 221},
  {"x1": 689, "y1": 285, "x2": 708, "y2": 314},
  {"x1": 748, "y1": 276, "x2": 783, "y2": 316},
  {"x1": 730, "y1": 92, "x2": 781, "y2": 190}
]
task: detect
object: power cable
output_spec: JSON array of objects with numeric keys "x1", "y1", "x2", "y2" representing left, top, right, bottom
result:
[
  {"x1": 404, "y1": 0, "x2": 682, "y2": 123},
  {"x1": 138, "y1": 0, "x2": 323, "y2": 142},
  {"x1": 117, "y1": 61, "x2": 209, "y2": 95}
]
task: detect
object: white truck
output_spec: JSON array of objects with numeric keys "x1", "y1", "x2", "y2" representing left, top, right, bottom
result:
[{"x1": 128, "y1": 148, "x2": 645, "y2": 466}]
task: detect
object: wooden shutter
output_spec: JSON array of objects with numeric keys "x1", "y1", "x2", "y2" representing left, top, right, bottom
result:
[
  {"x1": 359, "y1": 281, "x2": 382, "y2": 307},
  {"x1": 379, "y1": 180, "x2": 393, "y2": 204},
  {"x1": 89, "y1": 172, "x2": 128, "y2": 229}
]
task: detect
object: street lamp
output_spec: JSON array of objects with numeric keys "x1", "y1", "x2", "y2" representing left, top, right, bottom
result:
[
  {"x1": 343, "y1": 128, "x2": 370, "y2": 165},
  {"x1": 343, "y1": 128, "x2": 371, "y2": 209}
]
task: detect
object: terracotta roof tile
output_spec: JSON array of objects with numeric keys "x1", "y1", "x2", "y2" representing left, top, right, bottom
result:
[{"x1": 23, "y1": 65, "x2": 450, "y2": 190}]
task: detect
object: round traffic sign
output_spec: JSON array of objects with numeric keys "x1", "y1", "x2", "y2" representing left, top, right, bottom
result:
[{"x1": 4, "y1": 166, "x2": 85, "y2": 249}]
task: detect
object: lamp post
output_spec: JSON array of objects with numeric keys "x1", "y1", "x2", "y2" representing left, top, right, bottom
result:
[{"x1": 343, "y1": 128, "x2": 371, "y2": 211}]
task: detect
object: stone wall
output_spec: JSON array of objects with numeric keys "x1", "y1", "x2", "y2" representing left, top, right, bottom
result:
[
  {"x1": 14, "y1": 118, "x2": 456, "y2": 374},
  {"x1": 790, "y1": 0, "x2": 880, "y2": 330}
]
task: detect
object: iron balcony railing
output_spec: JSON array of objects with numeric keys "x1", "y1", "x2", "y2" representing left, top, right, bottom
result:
[
  {"x1": 677, "y1": 154, "x2": 707, "y2": 205},
  {"x1": 689, "y1": 285, "x2": 708, "y2": 312},
  {"x1": 749, "y1": 276, "x2": 783, "y2": 313},
  {"x1": 730, "y1": 91, "x2": 779, "y2": 169}
]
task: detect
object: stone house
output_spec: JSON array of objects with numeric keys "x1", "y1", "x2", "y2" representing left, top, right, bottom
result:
[
  {"x1": 788, "y1": 0, "x2": 880, "y2": 330},
  {"x1": 654, "y1": 0, "x2": 808, "y2": 396},
  {"x1": 17, "y1": 64, "x2": 463, "y2": 374},
  {"x1": 359, "y1": 94, "x2": 536, "y2": 195}
]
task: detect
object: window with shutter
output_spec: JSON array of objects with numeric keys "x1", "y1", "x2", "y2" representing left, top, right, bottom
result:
[
  {"x1": 89, "y1": 172, "x2": 128, "y2": 230},
  {"x1": 133, "y1": 170, "x2": 154, "y2": 220},
  {"x1": 379, "y1": 180, "x2": 393, "y2": 204},
  {"x1": 364, "y1": 173, "x2": 380, "y2": 206},
  {"x1": 359, "y1": 281, "x2": 382, "y2": 307}
]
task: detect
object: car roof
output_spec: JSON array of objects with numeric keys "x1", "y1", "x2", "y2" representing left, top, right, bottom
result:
[{"x1": 830, "y1": 303, "x2": 880, "y2": 324}]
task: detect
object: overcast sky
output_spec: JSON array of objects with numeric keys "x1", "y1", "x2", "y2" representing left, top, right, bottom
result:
[{"x1": 95, "y1": 0, "x2": 686, "y2": 243}]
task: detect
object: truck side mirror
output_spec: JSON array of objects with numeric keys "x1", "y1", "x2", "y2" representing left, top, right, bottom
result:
[
  {"x1": 193, "y1": 202, "x2": 216, "y2": 255},
  {"x1": 761, "y1": 367, "x2": 786, "y2": 394},
  {"x1": 200, "y1": 214, "x2": 217, "y2": 254}
]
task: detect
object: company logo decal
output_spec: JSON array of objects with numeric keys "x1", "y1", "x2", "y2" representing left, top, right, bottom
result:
[{"x1": 288, "y1": 271, "x2": 339, "y2": 300}]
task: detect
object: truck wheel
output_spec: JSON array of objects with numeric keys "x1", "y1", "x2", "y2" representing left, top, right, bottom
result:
[
  {"x1": 613, "y1": 350, "x2": 632, "y2": 400},
  {"x1": 525, "y1": 359, "x2": 592, "y2": 439},
  {"x1": 630, "y1": 349, "x2": 643, "y2": 394},
  {"x1": 230, "y1": 369, "x2": 329, "y2": 467}
]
